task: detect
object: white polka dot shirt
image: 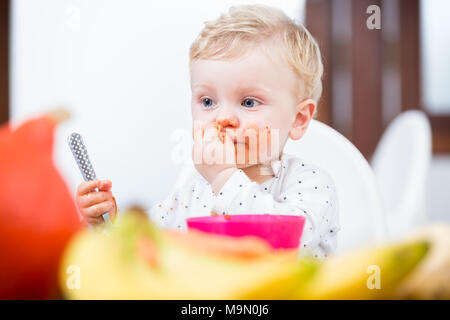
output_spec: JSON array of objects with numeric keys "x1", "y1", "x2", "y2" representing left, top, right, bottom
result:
[{"x1": 148, "y1": 153, "x2": 340, "y2": 258}]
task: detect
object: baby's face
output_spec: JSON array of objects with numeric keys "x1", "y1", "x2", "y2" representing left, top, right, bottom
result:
[{"x1": 190, "y1": 45, "x2": 309, "y2": 167}]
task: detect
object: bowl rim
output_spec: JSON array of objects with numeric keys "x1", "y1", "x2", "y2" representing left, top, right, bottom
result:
[{"x1": 186, "y1": 214, "x2": 305, "y2": 225}]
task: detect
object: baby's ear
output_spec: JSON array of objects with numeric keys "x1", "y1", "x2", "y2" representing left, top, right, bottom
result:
[{"x1": 288, "y1": 99, "x2": 316, "y2": 140}]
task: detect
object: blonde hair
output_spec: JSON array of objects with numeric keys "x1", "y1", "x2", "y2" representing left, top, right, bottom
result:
[{"x1": 189, "y1": 4, "x2": 324, "y2": 104}]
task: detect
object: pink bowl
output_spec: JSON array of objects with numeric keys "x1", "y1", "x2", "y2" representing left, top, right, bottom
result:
[{"x1": 186, "y1": 214, "x2": 305, "y2": 249}]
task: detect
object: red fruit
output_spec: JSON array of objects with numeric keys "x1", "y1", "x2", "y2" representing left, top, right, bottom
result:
[{"x1": 0, "y1": 115, "x2": 82, "y2": 299}]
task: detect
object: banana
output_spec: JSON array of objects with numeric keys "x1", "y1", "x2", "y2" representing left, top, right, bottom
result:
[
  {"x1": 395, "y1": 224, "x2": 450, "y2": 299},
  {"x1": 293, "y1": 240, "x2": 429, "y2": 299}
]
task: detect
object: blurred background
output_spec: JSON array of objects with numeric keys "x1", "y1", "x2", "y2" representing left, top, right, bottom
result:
[{"x1": 0, "y1": 0, "x2": 448, "y2": 225}]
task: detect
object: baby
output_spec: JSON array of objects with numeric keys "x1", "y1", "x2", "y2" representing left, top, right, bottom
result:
[{"x1": 75, "y1": 4, "x2": 340, "y2": 258}]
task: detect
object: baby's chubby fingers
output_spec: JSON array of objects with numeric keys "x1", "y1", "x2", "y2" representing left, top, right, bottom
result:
[
  {"x1": 86, "y1": 215, "x2": 104, "y2": 226},
  {"x1": 107, "y1": 196, "x2": 118, "y2": 223},
  {"x1": 98, "y1": 180, "x2": 112, "y2": 192},
  {"x1": 222, "y1": 130, "x2": 236, "y2": 165},
  {"x1": 77, "y1": 179, "x2": 112, "y2": 195},
  {"x1": 203, "y1": 125, "x2": 221, "y2": 143},
  {"x1": 83, "y1": 199, "x2": 116, "y2": 220},
  {"x1": 77, "y1": 180, "x2": 100, "y2": 196},
  {"x1": 77, "y1": 190, "x2": 113, "y2": 208}
]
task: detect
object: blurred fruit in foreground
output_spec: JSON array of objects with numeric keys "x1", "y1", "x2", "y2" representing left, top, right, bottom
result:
[
  {"x1": 293, "y1": 240, "x2": 429, "y2": 299},
  {"x1": 395, "y1": 224, "x2": 450, "y2": 299},
  {"x1": 59, "y1": 207, "x2": 444, "y2": 300},
  {"x1": 0, "y1": 112, "x2": 82, "y2": 299},
  {"x1": 59, "y1": 208, "x2": 317, "y2": 299}
]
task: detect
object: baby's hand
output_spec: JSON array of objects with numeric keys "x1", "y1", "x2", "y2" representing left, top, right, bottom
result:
[
  {"x1": 75, "y1": 180, "x2": 117, "y2": 226},
  {"x1": 192, "y1": 125, "x2": 237, "y2": 192}
]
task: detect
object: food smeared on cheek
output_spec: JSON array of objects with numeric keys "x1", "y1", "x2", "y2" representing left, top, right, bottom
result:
[
  {"x1": 242, "y1": 125, "x2": 259, "y2": 145},
  {"x1": 209, "y1": 120, "x2": 279, "y2": 164},
  {"x1": 241, "y1": 125, "x2": 272, "y2": 149}
]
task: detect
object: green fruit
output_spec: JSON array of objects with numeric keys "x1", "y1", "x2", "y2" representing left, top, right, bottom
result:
[
  {"x1": 293, "y1": 240, "x2": 429, "y2": 299},
  {"x1": 396, "y1": 224, "x2": 450, "y2": 300}
]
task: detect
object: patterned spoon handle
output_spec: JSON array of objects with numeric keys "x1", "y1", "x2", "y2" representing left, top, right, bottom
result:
[{"x1": 68, "y1": 132, "x2": 110, "y2": 223}]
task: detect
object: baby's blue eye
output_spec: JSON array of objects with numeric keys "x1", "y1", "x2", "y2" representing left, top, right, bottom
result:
[
  {"x1": 242, "y1": 98, "x2": 259, "y2": 108},
  {"x1": 201, "y1": 98, "x2": 215, "y2": 108}
]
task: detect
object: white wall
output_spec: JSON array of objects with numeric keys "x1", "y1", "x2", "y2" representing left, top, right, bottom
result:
[
  {"x1": 11, "y1": 0, "x2": 304, "y2": 211},
  {"x1": 420, "y1": 0, "x2": 450, "y2": 222},
  {"x1": 421, "y1": 0, "x2": 450, "y2": 113},
  {"x1": 429, "y1": 156, "x2": 450, "y2": 222}
]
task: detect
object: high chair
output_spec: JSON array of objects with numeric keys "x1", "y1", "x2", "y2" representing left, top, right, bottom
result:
[
  {"x1": 284, "y1": 120, "x2": 389, "y2": 253},
  {"x1": 371, "y1": 110, "x2": 432, "y2": 240}
]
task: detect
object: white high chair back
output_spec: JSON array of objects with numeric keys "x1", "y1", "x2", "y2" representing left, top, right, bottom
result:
[
  {"x1": 284, "y1": 120, "x2": 388, "y2": 253},
  {"x1": 371, "y1": 110, "x2": 432, "y2": 239}
]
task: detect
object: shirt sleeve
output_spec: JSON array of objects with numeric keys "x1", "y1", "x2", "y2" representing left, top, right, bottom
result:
[
  {"x1": 211, "y1": 167, "x2": 340, "y2": 258},
  {"x1": 147, "y1": 183, "x2": 194, "y2": 231},
  {"x1": 146, "y1": 160, "x2": 204, "y2": 231}
]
